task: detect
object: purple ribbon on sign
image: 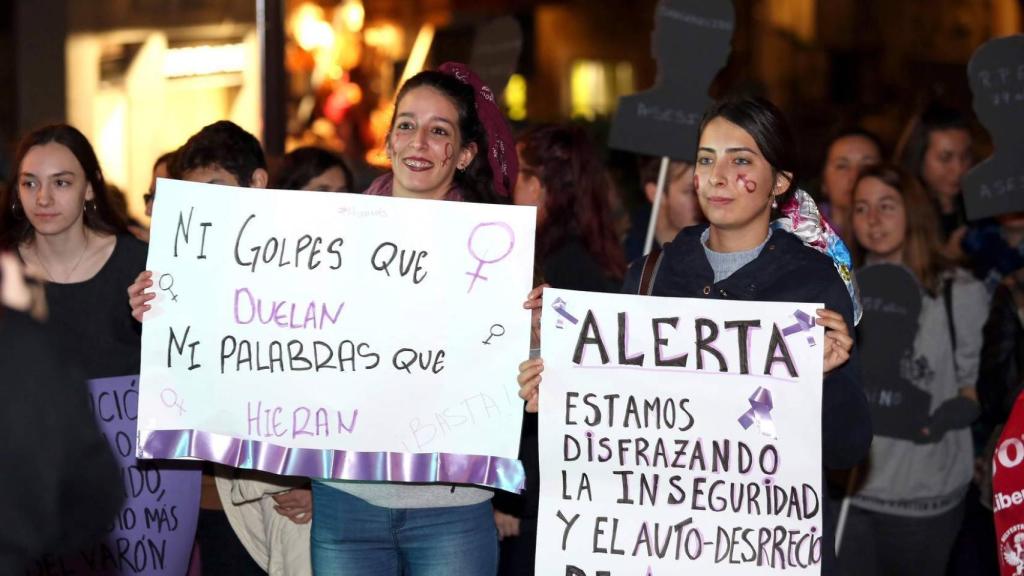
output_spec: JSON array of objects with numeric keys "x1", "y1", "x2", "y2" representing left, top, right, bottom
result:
[
  {"x1": 738, "y1": 386, "x2": 777, "y2": 438},
  {"x1": 140, "y1": 429, "x2": 525, "y2": 493},
  {"x1": 782, "y1": 309, "x2": 816, "y2": 346}
]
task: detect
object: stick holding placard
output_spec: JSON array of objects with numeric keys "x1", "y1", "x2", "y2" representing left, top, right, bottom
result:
[{"x1": 643, "y1": 156, "x2": 670, "y2": 255}]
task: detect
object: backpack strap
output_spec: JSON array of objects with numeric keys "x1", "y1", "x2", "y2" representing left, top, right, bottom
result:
[
  {"x1": 638, "y1": 244, "x2": 664, "y2": 296},
  {"x1": 944, "y1": 276, "x2": 958, "y2": 371}
]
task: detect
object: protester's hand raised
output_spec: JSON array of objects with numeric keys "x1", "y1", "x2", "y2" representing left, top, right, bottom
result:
[
  {"x1": 518, "y1": 357, "x2": 543, "y2": 413},
  {"x1": 817, "y1": 308, "x2": 853, "y2": 374},
  {"x1": 127, "y1": 270, "x2": 155, "y2": 322}
]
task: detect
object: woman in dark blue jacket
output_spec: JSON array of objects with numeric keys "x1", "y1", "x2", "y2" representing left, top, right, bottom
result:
[{"x1": 519, "y1": 96, "x2": 872, "y2": 575}]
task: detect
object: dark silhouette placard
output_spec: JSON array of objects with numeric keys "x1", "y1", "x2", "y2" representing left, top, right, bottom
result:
[
  {"x1": 856, "y1": 264, "x2": 931, "y2": 440},
  {"x1": 963, "y1": 35, "x2": 1024, "y2": 221},
  {"x1": 608, "y1": 0, "x2": 735, "y2": 161}
]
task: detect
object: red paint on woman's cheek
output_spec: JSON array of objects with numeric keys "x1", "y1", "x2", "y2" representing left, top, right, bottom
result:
[
  {"x1": 441, "y1": 143, "x2": 454, "y2": 168},
  {"x1": 737, "y1": 174, "x2": 758, "y2": 193},
  {"x1": 693, "y1": 173, "x2": 700, "y2": 193}
]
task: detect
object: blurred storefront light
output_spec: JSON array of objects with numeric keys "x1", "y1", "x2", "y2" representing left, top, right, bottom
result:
[
  {"x1": 162, "y1": 43, "x2": 246, "y2": 78},
  {"x1": 505, "y1": 73, "x2": 527, "y2": 121},
  {"x1": 336, "y1": 0, "x2": 365, "y2": 34},
  {"x1": 292, "y1": 2, "x2": 335, "y2": 52},
  {"x1": 570, "y1": 60, "x2": 634, "y2": 120}
]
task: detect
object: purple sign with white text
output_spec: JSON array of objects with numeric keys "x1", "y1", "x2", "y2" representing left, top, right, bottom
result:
[{"x1": 27, "y1": 376, "x2": 201, "y2": 576}]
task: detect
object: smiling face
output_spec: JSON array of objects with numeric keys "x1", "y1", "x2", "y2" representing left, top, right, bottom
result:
[
  {"x1": 823, "y1": 135, "x2": 881, "y2": 209},
  {"x1": 388, "y1": 86, "x2": 476, "y2": 199},
  {"x1": 695, "y1": 117, "x2": 788, "y2": 249},
  {"x1": 852, "y1": 176, "x2": 907, "y2": 263},
  {"x1": 921, "y1": 128, "x2": 971, "y2": 203},
  {"x1": 18, "y1": 142, "x2": 94, "y2": 239}
]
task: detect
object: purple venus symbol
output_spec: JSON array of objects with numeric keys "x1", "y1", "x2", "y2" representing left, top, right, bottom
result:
[{"x1": 466, "y1": 222, "x2": 515, "y2": 292}]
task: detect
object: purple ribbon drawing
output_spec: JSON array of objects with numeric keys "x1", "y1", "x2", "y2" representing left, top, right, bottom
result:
[
  {"x1": 738, "y1": 386, "x2": 777, "y2": 439},
  {"x1": 782, "y1": 309, "x2": 816, "y2": 346},
  {"x1": 551, "y1": 297, "x2": 578, "y2": 328}
]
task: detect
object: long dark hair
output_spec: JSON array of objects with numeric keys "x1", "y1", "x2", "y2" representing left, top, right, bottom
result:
[
  {"x1": 896, "y1": 106, "x2": 970, "y2": 186},
  {"x1": 0, "y1": 124, "x2": 126, "y2": 248},
  {"x1": 697, "y1": 96, "x2": 799, "y2": 217},
  {"x1": 273, "y1": 146, "x2": 355, "y2": 192},
  {"x1": 519, "y1": 124, "x2": 626, "y2": 281},
  {"x1": 389, "y1": 70, "x2": 505, "y2": 205}
]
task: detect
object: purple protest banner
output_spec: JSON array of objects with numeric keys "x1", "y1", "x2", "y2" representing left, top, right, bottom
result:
[{"x1": 27, "y1": 375, "x2": 201, "y2": 576}]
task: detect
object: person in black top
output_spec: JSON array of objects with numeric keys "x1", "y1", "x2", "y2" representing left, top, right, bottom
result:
[
  {"x1": 0, "y1": 124, "x2": 146, "y2": 379},
  {"x1": 0, "y1": 255, "x2": 122, "y2": 573}
]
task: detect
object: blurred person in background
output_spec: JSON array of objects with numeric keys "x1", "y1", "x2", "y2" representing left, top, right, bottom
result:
[
  {"x1": 495, "y1": 123, "x2": 626, "y2": 575},
  {"x1": 818, "y1": 128, "x2": 883, "y2": 245},
  {"x1": 272, "y1": 146, "x2": 356, "y2": 193},
  {"x1": 0, "y1": 253, "x2": 122, "y2": 574},
  {"x1": 897, "y1": 106, "x2": 974, "y2": 259}
]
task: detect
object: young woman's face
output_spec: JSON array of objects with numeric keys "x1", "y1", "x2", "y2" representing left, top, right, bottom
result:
[
  {"x1": 852, "y1": 176, "x2": 907, "y2": 262},
  {"x1": 513, "y1": 145, "x2": 545, "y2": 222},
  {"x1": 921, "y1": 128, "x2": 971, "y2": 201},
  {"x1": 823, "y1": 135, "x2": 880, "y2": 209},
  {"x1": 18, "y1": 142, "x2": 93, "y2": 238},
  {"x1": 695, "y1": 117, "x2": 783, "y2": 234},
  {"x1": 303, "y1": 166, "x2": 349, "y2": 193},
  {"x1": 388, "y1": 86, "x2": 475, "y2": 199}
]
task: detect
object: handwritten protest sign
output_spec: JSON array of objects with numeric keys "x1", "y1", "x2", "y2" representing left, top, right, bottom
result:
[
  {"x1": 536, "y1": 289, "x2": 825, "y2": 575},
  {"x1": 30, "y1": 376, "x2": 201, "y2": 576},
  {"x1": 136, "y1": 180, "x2": 535, "y2": 491}
]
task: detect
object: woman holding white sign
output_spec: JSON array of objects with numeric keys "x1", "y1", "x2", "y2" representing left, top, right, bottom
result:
[
  {"x1": 306, "y1": 63, "x2": 516, "y2": 575},
  {"x1": 519, "y1": 96, "x2": 872, "y2": 576}
]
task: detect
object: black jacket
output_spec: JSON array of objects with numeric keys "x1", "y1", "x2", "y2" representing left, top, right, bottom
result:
[
  {"x1": 979, "y1": 283, "x2": 1024, "y2": 426},
  {"x1": 0, "y1": 307, "x2": 123, "y2": 573},
  {"x1": 625, "y1": 225, "x2": 873, "y2": 574}
]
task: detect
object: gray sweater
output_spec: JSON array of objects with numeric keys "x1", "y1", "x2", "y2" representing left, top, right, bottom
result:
[{"x1": 851, "y1": 268, "x2": 988, "y2": 517}]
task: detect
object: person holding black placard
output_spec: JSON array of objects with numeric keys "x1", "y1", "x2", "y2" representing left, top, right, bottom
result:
[
  {"x1": 839, "y1": 164, "x2": 987, "y2": 576},
  {"x1": 519, "y1": 96, "x2": 871, "y2": 576}
]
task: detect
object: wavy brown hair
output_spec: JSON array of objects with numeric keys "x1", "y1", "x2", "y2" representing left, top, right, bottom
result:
[
  {"x1": 851, "y1": 163, "x2": 951, "y2": 294},
  {"x1": 518, "y1": 124, "x2": 625, "y2": 281}
]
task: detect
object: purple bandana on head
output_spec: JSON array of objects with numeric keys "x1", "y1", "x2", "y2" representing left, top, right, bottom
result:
[{"x1": 438, "y1": 62, "x2": 518, "y2": 199}]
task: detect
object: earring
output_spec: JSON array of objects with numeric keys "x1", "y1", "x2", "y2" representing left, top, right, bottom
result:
[
  {"x1": 771, "y1": 196, "x2": 778, "y2": 209},
  {"x1": 10, "y1": 200, "x2": 20, "y2": 217}
]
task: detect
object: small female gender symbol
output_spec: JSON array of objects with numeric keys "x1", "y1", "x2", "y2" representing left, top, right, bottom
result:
[
  {"x1": 466, "y1": 222, "x2": 515, "y2": 293},
  {"x1": 160, "y1": 387, "x2": 186, "y2": 415},
  {"x1": 158, "y1": 273, "x2": 179, "y2": 302},
  {"x1": 483, "y1": 323, "x2": 505, "y2": 345}
]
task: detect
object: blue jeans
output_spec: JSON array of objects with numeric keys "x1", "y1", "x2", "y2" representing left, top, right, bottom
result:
[{"x1": 311, "y1": 482, "x2": 498, "y2": 576}]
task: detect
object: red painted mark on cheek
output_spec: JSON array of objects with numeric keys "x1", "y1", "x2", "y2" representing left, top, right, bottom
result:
[
  {"x1": 442, "y1": 143, "x2": 453, "y2": 169},
  {"x1": 693, "y1": 173, "x2": 700, "y2": 193},
  {"x1": 737, "y1": 174, "x2": 758, "y2": 193}
]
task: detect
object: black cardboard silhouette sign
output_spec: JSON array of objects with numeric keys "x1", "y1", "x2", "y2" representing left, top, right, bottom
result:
[
  {"x1": 469, "y1": 17, "x2": 523, "y2": 95},
  {"x1": 856, "y1": 264, "x2": 931, "y2": 440},
  {"x1": 963, "y1": 35, "x2": 1024, "y2": 221},
  {"x1": 608, "y1": 0, "x2": 735, "y2": 161}
]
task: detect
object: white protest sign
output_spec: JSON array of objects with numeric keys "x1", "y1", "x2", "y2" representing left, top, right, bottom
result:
[
  {"x1": 137, "y1": 179, "x2": 535, "y2": 491},
  {"x1": 537, "y1": 288, "x2": 825, "y2": 575}
]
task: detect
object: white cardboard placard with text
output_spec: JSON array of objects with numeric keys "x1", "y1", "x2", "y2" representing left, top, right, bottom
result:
[
  {"x1": 537, "y1": 288, "x2": 825, "y2": 575},
  {"x1": 136, "y1": 179, "x2": 535, "y2": 488}
]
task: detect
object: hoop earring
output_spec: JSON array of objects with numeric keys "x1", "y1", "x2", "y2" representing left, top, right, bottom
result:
[{"x1": 10, "y1": 200, "x2": 20, "y2": 218}]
